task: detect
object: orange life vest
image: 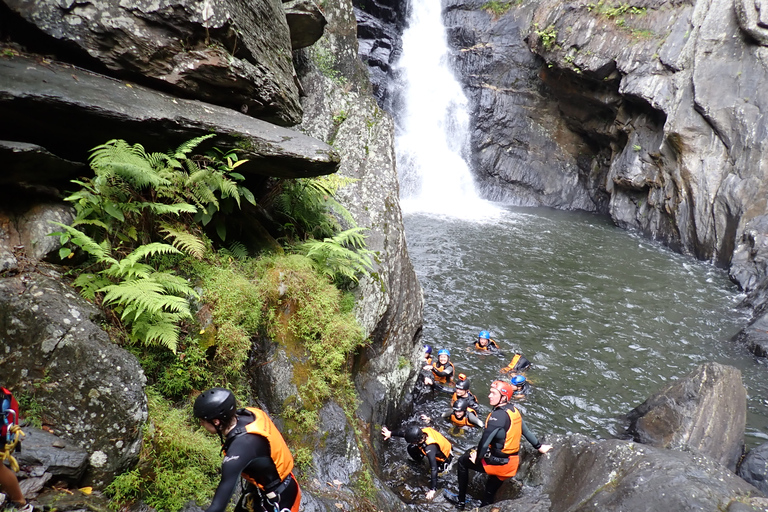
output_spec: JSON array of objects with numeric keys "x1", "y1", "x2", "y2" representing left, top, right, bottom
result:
[
  {"x1": 431, "y1": 361, "x2": 455, "y2": 385},
  {"x1": 482, "y1": 406, "x2": 522, "y2": 479},
  {"x1": 449, "y1": 409, "x2": 478, "y2": 427},
  {"x1": 232, "y1": 408, "x2": 294, "y2": 489},
  {"x1": 420, "y1": 427, "x2": 452, "y2": 462},
  {"x1": 474, "y1": 339, "x2": 499, "y2": 351}
]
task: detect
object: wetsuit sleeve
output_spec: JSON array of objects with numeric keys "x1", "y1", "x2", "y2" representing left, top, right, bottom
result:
[
  {"x1": 521, "y1": 418, "x2": 542, "y2": 450},
  {"x1": 431, "y1": 365, "x2": 453, "y2": 379},
  {"x1": 476, "y1": 409, "x2": 510, "y2": 459},
  {"x1": 441, "y1": 410, "x2": 453, "y2": 421},
  {"x1": 390, "y1": 428, "x2": 407, "y2": 438},
  {"x1": 205, "y1": 435, "x2": 276, "y2": 512},
  {"x1": 467, "y1": 411, "x2": 484, "y2": 429},
  {"x1": 423, "y1": 444, "x2": 440, "y2": 490}
]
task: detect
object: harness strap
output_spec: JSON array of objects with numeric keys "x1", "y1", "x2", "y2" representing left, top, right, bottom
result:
[{"x1": 264, "y1": 473, "x2": 293, "y2": 500}]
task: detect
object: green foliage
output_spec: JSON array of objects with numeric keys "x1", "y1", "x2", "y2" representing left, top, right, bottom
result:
[
  {"x1": 106, "y1": 389, "x2": 221, "y2": 512},
  {"x1": 312, "y1": 46, "x2": 347, "y2": 85},
  {"x1": 481, "y1": 0, "x2": 512, "y2": 16},
  {"x1": 586, "y1": 1, "x2": 647, "y2": 24},
  {"x1": 274, "y1": 175, "x2": 358, "y2": 241},
  {"x1": 534, "y1": 23, "x2": 558, "y2": 51},
  {"x1": 295, "y1": 227, "x2": 374, "y2": 288},
  {"x1": 54, "y1": 136, "x2": 259, "y2": 352},
  {"x1": 15, "y1": 392, "x2": 43, "y2": 429}
]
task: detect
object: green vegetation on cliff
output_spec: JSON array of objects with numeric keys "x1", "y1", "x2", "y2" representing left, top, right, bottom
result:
[{"x1": 55, "y1": 136, "x2": 373, "y2": 511}]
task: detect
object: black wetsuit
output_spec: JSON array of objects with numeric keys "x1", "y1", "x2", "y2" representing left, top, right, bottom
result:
[
  {"x1": 457, "y1": 404, "x2": 541, "y2": 506},
  {"x1": 207, "y1": 410, "x2": 299, "y2": 512},
  {"x1": 392, "y1": 428, "x2": 451, "y2": 490}
]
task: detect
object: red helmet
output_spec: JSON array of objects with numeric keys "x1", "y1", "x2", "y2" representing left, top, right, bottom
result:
[{"x1": 491, "y1": 380, "x2": 514, "y2": 401}]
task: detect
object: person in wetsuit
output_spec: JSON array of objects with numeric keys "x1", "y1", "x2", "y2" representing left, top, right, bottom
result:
[
  {"x1": 449, "y1": 375, "x2": 480, "y2": 410},
  {"x1": 194, "y1": 388, "x2": 301, "y2": 512},
  {"x1": 381, "y1": 424, "x2": 453, "y2": 501},
  {"x1": 424, "y1": 349, "x2": 455, "y2": 390},
  {"x1": 510, "y1": 375, "x2": 531, "y2": 400},
  {"x1": 499, "y1": 352, "x2": 531, "y2": 375},
  {"x1": 474, "y1": 330, "x2": 500, "y2": 353},
  {"x1": 450, "y1": 380, "x2": 551, "y2": 509},
  {"x1": 421, "y1": 398, "x2": 484, "y2": 429}
]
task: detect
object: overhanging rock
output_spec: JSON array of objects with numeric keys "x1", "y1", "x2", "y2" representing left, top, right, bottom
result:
[{"x1": 0, "y1": 54, "x2": 340, "y2": 180}]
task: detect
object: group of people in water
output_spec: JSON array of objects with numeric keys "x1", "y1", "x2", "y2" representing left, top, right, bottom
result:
[{"x1": 381, "y1": 330, "x2": 552, "y2": 509}]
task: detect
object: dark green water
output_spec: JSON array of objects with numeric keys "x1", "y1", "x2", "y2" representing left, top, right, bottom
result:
[{"x1": 403, "y1": 205, "x2": 768, "y2": 449}]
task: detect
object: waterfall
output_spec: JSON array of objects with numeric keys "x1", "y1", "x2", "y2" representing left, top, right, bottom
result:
[{"x1": 394, "y1": 0, "x2": 498, "y2": 219}]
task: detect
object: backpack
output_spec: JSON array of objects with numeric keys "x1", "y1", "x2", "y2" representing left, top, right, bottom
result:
[{"x1": 1, "y1": 387, "x2": 20, "y2": 447}]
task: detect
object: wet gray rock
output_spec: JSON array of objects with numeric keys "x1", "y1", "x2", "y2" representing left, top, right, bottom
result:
[
  {"x1": 738, "y1": 441, "x2": 768, "y2": 495},
  {"x1": 284, "y1": 0, "x2": 327, "y2": 50},
  {"x1": 295, "y1": 0, "x2": 423, "y2": 427},
  {"x1": 16, "y1": 426, "x2": 89, "y2": 485},
  {"x1": 529, "y1": 433, "x2": 760, "y2": 512},
  {"x1": 16, "y1": 204, "x2": 74, "y2": 263},
  {"x1": 624, "y1": 362, "x2": 746, "y2": 471},
  {"x1": 1, "y1": 0, "x2": 302, "y2": 125},
  {"x1": 0, "y1": 141, "x2": 85, "y2": 186},
  {"x1": 0, "y1": 54, "x2": 339, "y2": 180},
  {"x1": 0, "y1": 273, "x2": 147, "y2": 487}
]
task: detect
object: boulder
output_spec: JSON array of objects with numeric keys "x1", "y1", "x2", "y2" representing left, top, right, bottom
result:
[
  {"x1": 528, "y1": 434, "x2": 760, "y2": 511},
  {"x1": 284, "y1": 0, "x2": 327, "y2": 50},
  {"x1": 0, "y1": 273, "x2": 147, "y2": 487},
  {"x1": 15, "y1": 426, "x2": 89, "y2": 485},
  {"x1": 624, "y1": 362, "x2": 746, "y2": 471},
  {"x1": 0, "y1": 141, "x2": 85, "y2": 186},
  {"x1": 0, "y1": 54, "x2": 340, "y2": 180},
  {"x1": 1, "y1": 0, "x2": 302, "y2": 125},
  {"x1": 738, "y1": 442, "x2": 768, "y2": 495}
]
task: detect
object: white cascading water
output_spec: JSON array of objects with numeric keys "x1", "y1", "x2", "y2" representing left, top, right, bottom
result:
[{"x1": 395, "y1": 0, "x2": 499, "y2": 219}]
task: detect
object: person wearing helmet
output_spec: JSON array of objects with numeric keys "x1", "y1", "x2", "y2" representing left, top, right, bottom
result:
[
  {"x1": 450, "y1": 374, "x2": 480, "y2": 411},
  {"x1": 381, "y1": 424, "x2": 453, "y2": 501},
  {"x1": 424, "y1": 349, "x2": 455, "y2": 389},
  {"x1": 423, "y1": 344, "x2": 433, "y2": 366},
  {"x1": 499, "y1": 352, "x2": 531, "y2": 375},
  {"x1": 511, "y1": 375, "x2": 530, "y2": 399},
  {"x1": 421, "y1": 397, "x2": 484, "y2": 429},
  {"x1": 193, "y1": 388, "x2": 301, "y2": 512},
  {"x1": 447, "y1": 381, "x2": 552, "y2": 509},
  {"x1": 474, "y1": 330, "x2": 500, "y2": 352}
]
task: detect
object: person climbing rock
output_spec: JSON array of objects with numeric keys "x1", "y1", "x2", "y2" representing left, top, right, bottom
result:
[
  {"x1": 0, "y1": 387, "x2": 31, "y2": 512},
  {"x1": 381, "y1": 424, "x2": 453, "y2": 501},
  {"x1": 421, "y1": 397, "x2": 484, "y2": 429},
  {"x1": 474, "y1": 330, "x2": 500, "y2": 353},
  {"x1": 194, "y1": 388, "x2": 301, "y2": 512},
  {"x1": 424, "y1": 349, "x2": 455, "y2": 390},
  {"x1": 447, "y1": 381, "x2": 551, "y2": 509}
]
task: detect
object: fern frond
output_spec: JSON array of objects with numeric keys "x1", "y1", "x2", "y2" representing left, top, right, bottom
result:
[
  {"x1": 138, "y1": 319, "x2": 181, "y2": 353},
  {"x1": 152, "y1": 271, "x2": 199, "y2": 298},
  {"x1": 49, "y1": 222, "x2": 117, "y2": 264},
  {"x1": 137, "y1": 202, "x2": 197, "y2": 216},
  {"x1": 103, "y1": 260, "x2": 154, "y2": 280},
  {"x1": 159, "y1": 224, "x2": 206, "y2": 259},
  {"x1": 170, "y1": 134, "x2": 215, "y2": 160},
  {"x1": 72, "y1": 273, "x2": 113, "y2": 301},
  {"x1": 123, "y1": 242, "x2": 182, "y2": 264}
]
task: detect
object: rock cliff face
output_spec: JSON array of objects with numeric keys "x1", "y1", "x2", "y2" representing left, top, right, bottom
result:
[
  {"x1": 0, "y1": 0, "x2": 422, "y2": 507},
  {"x1": 356, "y1": 0, "x2": 768, "y2": 353}
]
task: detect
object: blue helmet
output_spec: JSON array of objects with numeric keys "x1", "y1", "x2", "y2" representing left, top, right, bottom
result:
[
  {"x1": 511, "y1": 375, "x2": 526, "y2": 386},
  {"x1": 423, "y1": 344, "x2": 432, "y2": 354},
  {"x1": 437, "y1": 348, "x2": 450, "y2": 357},
  {"x1": 478, "y1": 330, "x2": 491, "y2": 339}
]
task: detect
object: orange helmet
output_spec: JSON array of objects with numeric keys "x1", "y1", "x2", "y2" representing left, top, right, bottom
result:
[{"x1": 490, "y1": 380, "x2": 514, "y2": 401}]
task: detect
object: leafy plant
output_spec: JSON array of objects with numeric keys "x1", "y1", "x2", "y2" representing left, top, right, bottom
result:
[
  {"x1": 105, "y1": 389, "x2": 221, "y2": 511},
  {"x1": 481, "y1": 0, "x2": 512, "y2": 16},
  {"x1": 534, "y1": 23, "x2": 558, "y2": 51},
  {"x1": 295, "y1": 227, "x2": 374, "y2": 288}
]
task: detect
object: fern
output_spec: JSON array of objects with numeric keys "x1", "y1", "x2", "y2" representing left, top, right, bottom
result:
[
  {"x1": 159, "y1": 224, "x2": 206, "y2": 260},
  {"x1": 296, "y1": 227, "x2": 374, "y2": 287}
]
